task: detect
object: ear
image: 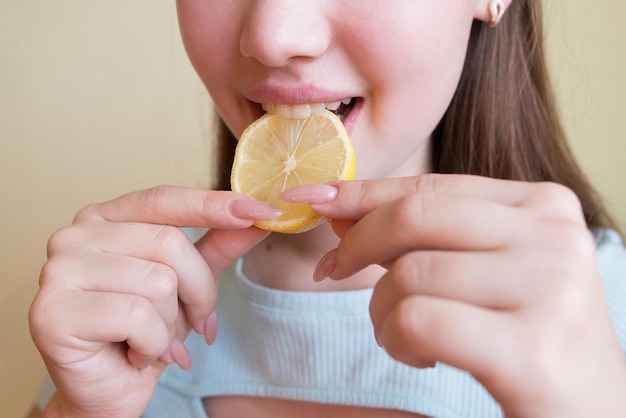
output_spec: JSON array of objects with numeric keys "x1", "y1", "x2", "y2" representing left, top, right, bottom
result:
[{"x1": 474, "y1": 0, "x2": 514, "y2": 26}]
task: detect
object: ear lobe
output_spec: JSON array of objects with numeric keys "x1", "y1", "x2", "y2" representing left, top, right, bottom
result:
[{"x1": 474, "y1": 0, "x2": 513, "y2": 27}]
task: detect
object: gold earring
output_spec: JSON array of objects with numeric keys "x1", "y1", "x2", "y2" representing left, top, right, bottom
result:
[{"x1": 488, "y1": 0, "x2": 505, "y2": 28}]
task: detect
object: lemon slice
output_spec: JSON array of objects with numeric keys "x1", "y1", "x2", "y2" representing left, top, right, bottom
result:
[{"x1": 231, "y1": 110, "x2": 356, "y2": 234}]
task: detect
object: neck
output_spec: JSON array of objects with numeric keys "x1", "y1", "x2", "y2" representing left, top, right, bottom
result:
[{"x1": 243, "y1": 222, "x2": 384, "y2": 292}]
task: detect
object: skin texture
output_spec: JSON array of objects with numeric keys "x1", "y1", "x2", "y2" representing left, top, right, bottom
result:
[
  {"x1": 176, "y1": 0, "x2": 479, "y2": 180},
  {"x1": 29, "y1": 0, "x2": 626, "y2": 417}
]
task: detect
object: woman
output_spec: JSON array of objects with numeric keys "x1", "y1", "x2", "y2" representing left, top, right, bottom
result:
[{"x1": 30, "y1": 0, "x2": 626, "y2": 416}]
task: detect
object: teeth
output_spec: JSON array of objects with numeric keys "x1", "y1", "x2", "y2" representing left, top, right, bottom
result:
[
  {"x1": 278, "y1": 104, "x2": 312, "y2": 119},
  {"x1": 309, "y1": 103, "x2": 326, "y2": 114},
  {"x1": 324, "y1": 101, "x2": 341, "y2": 111},
  {"x1": 262, "y1": 99, "x2": 353, "y2": 119}
]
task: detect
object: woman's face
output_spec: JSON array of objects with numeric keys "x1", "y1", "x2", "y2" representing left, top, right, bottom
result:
[{"x1": 177, "y1": 0, "x2": 487, "y2": 179}]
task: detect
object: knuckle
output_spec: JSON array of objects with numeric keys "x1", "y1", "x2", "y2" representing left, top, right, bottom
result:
[
  {"x1": 537, "y1": 228, "x2": 596, "y2": 308},
  {"x1": 73, "y1": 202, "x2": 101, "y2": 222},
  {"x1": 38, "y1": 257, "x2": 66, "y2": 288},
  {"x1": 152, "y1": 225, "x2": 190, "y2": 256},
  {"x1": 201, "y1": 190, "x2": 226, "y2": 216},
  {"x1": 543, "y1": 221, "x2": 596, "y2": 265},
  {"x1": 561, "y1": 223, "x2": 596, "y2": 260},
  {"x1": 125, "y1": 296, "x2": 156, "y2": 329},
  {"x1": 28, "y1": 294, "x2": 51, "y2": 337},
  {"x1": 531, "y1": 182, "x2": 584, "y2": 222},
  {"x1": 394, "y1": 296, "x2": 430, "y2": 338},
  {"x1": 412, "y1": 173, "x2": 441, "y2": 194},
  {"x1": 391, "y1": 253, "x2": 427, "y2": 294},
  {"x1": 46, "y1": 226, "x2": 77, "y2": 257},
  {"x1": 530, "y1": 181, "x2": 567, "y2": 201},
  {"x1": 381, "y1": 297, "x2": 433, "y2": 365},
  {"x1": 29, "y1": 291, "x2": 66, "y2": 346},
  {"x1": 144, "y1": 264, "x2": 178, "y2": 304},
  {"x1": 351, "y1": 180, "x2": 371, "y2": 210},
  {"x1": 388, "y1": 195, "x2": 412, "y2": 223},
  {"x1": 388, "y1": 193, "x2": 426, "y2": 234},
  {"x1": 143, "y1": 186, "x2": 176, "y2": 216}
]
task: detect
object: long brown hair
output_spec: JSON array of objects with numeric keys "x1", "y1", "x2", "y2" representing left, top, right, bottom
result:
[{"x1": 213, "y1": 0, "x2": 618, "y2": 233}]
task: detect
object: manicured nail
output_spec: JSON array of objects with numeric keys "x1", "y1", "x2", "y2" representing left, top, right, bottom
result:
[
  {"x1": 227, "y1": 199, "x2": 283, "y2": 220},
  {"x1": 170, "y1": 337, "x2": 192, "y2": 370},
  {"x1": 313, "y1": 249, "x2": 337, "y2": 282},
  {"x1": 203, "y1": 311, "x2": 218, "y2": 346},
  {"x1": 280, "y1": 184, "x2": 338, "y2": 204},
  {"x1": 374, "y1": 329, "x2": 384, "y2": 348},
  {"x1": 410, "y1": 357, "x2": 437, "y2": 369}
]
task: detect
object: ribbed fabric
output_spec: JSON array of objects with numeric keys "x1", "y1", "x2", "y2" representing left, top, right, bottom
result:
[
  {"x1": 147, "y1": 259, "x2": 500, "y2": 417},
  {"x1": 142, "y1": 230, "x2": 626, "y2": 418},
  {"x1": 596, "y1": 229, "x2": 626, "y2": 358}
]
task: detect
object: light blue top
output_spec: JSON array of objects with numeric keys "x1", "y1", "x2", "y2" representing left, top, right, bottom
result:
[{"x1": 139, "y1": 229, "x2": 626, "y2": 418}]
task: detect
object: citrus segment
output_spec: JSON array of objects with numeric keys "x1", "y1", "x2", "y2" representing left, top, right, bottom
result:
[{"x1": 231, "y1": 110, "x2": 356, "y2": 233}]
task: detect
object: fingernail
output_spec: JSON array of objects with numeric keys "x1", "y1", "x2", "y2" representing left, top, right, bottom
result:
[
  {"x1": 203, "y1": 311, "x2": 218, "y2": 346},
  {"x1": 227, "y1": 199, "x2": 283, "y2": 220},
  {"x1": 313, "y1": 249, "x2": 337, "y2": 282},
  {"x1": 374, "y1": 329, "x2": 384, "y2": 348},
  {"x1": 170, "y1": 337, "x2": 192, "y2": 370},
  {"x1": 280, "y1": 184, "x2": 338, "y2": 204},
  {"x1": 410, "y1": 357, "x2": 437, "y2": 369}
]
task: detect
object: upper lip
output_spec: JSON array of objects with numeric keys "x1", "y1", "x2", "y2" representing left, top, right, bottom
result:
[{"x1": 244, "y1": 83, "x2": 356, "y2": 105}]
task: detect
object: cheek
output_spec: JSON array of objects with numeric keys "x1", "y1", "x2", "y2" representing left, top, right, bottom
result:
[
  {"x1": 177, "y1": 1, "x2": 246, "y2": 132},
  {"x1": 349, "y1": 13, "x2": 475, "y2": 177},
  {"x1": 367, "y1": 14, "x2": 473, "y2": 114}
]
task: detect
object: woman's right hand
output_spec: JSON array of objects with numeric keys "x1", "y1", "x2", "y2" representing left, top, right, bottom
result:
[{"x1": 29, "y1": 186, "x2": 280, "y2": 418}]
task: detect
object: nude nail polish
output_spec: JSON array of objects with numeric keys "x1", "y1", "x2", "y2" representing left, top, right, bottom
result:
[
  {"x1": 313, "y1": 249, "x2": 337, "y2": 282},
  {"x1": 170, "y1": 337, "x2": 192, "y2": 370},
  {"x1": 410, "y1": 357, "x2": 437, "y2": 369},
  {"x1": 280, "y1": 184, "x2": 338, "y2": 204},
  {"x1": 374, "y1": 329, "x2": 384, "y2": 348},
  {"x1": 203, "y1": 311, "x2": 218, "y2": 346},
  {"x1": 227, "y1": 199, "x2": 283, "y2": 220}
]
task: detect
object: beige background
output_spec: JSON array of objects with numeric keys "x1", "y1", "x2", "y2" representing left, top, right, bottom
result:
[{"x1": 1, "y1": 1, "x2": 624, "y2": 416}]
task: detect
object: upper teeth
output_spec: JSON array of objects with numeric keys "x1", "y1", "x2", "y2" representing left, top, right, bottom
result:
[{"x1": 262, "y1": 98, "x2": 353, "y2": 119}]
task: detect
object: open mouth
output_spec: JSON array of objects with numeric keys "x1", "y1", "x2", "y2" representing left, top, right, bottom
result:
[{"x1": 261, "y1": 98, "x2": 357, "y2": 121}]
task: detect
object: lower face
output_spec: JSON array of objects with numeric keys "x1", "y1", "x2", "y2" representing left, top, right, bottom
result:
[{"x1": 176, "y1": 0, "x2": 478, "y2": 180}]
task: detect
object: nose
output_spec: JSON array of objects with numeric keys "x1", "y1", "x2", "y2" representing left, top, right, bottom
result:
[{"x1": 240, "y1": 1, "x2": 331, "y2": 67}]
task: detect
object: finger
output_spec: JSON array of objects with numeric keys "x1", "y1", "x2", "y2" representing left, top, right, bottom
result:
[
  {"x1": 329, "y1": 192, "x2": 529, "y2": 279},
  {"x1": 59, "y1": 222, "x2": 217, "y2": 335},
  {"x1": 377, "y1": 295, "x2": 518, "y2": 381},
  {"x1": 76, "y1": 186, "x2": 281, "y2": 228},
  {"x1": 293, "y1": 175, "x2": 533, "y2": 220},
  {"x1": 369, "y1": 251, "x2": 524, "y2": 334},
  {"x1": 195, "y1": 226, "x2": 271, "y2": 278},
  {"x1": 42, "y1": 251, "x2": 180, "y2": 331},
  {"x1": 38, "y1": 290, "x2": 173, "y2": 370},
  {"x1": 328, "y1": 218, "x2": 356, "y2": 239},
  {"x1": 304, "y1": 176, "x2": 584, "y2": 225}
]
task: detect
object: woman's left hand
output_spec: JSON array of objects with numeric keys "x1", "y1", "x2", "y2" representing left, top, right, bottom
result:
[{"x1": 283, "y1": 174, "x2": 626, "y2": 418}]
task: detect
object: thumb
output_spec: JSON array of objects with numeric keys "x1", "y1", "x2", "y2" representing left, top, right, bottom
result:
[{"x1": 195, "y1": 226, "x2": 270, "y2": 278}]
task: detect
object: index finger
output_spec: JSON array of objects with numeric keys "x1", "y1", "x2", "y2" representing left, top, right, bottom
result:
[
  {"x1": 76, "y1": 185, "x2": 277, "y2": 229},
  {"x1": 308, "y1": 174, "x2": 534, "y2": 220}
]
